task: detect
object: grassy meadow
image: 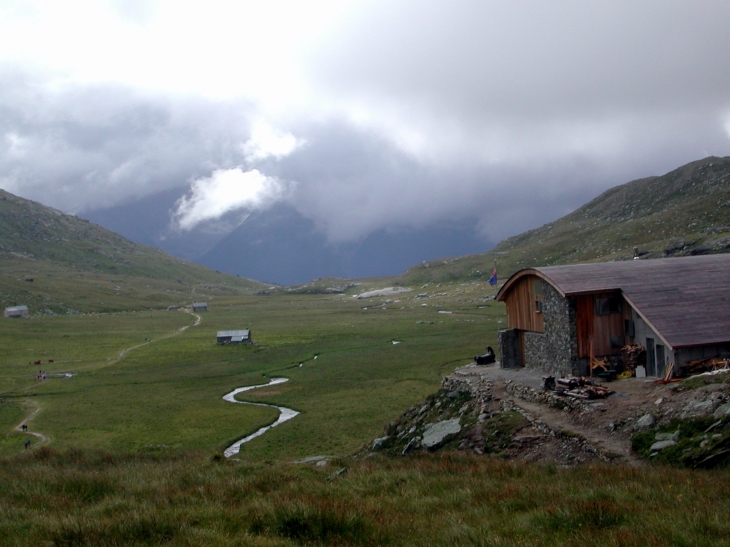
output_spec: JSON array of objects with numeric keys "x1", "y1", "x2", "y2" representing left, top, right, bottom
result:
[
  {"x1": 1, "y1": 282, "x2": 501, "y2": 459},
  {"x1": 2, "y1": 449, "x2": 729, "y2": 546},
  {"x1": 3, "y1": 280, "x2": 730, "y2": 546}
]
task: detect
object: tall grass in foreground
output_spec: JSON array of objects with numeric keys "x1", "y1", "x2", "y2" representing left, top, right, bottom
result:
[{"x1": 1, "y1": 449, "x2": 728, "y2": 546}]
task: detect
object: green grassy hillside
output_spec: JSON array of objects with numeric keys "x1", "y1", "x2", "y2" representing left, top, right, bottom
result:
[
  {"x1": 398, "y1": 156, "x2": 730, "y2": 284},
  {"x1": 0, "y1": 189, "x2": 267, "y2": 313}
]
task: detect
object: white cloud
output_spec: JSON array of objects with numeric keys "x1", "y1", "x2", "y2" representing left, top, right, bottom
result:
[
  {"x1": 172, "y1": 168, "x2": 293, "y2": 230},
  {"x1": 0, "y1": 0, "x2": 353, "y2": 107},
  {"x1": 242, "y1": 121, "x2": 304, "y2": 162}
]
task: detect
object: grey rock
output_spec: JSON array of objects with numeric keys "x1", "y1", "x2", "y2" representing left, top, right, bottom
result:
[
  {"x1": 713, "y1": 403, "x2": 730, "y2": 419},
  {"x1": 402, "y1": 437, "x2": 421, "y2": 456},
  {"x1": 372, "y1": 436, "x2": 389, "y2": 451},
  {"x1": 408, "y1": 426, "x2": 416, "y2": 435},
  {"x1": 650, "y1": 440, "x2": 676, "y2": 452},
  {"x1": 422, "y1": 419, "x2": 461, "y2": 450},
  {"x1": 684, "y1": 399, "x2": 715, "y2": 415},
  {"x1": 328, "y1": 467, "x2": 347, "y2": 480},
  {"x1": 634, "y1": 414, "x2": 656, "y2": 431},
  {"x1": 294, "y1": 455, "x2": 331, "y2": 464},
  {"x1": 447, "y1": 391, "x2": 459, "y2": 400},
  {"x1": 477, "y1": 413, "x2": 488, "y2": 422},
  {"x1": 655, "y1": 431, "x2": 680, "y2": 442},
  {"x1": 418, "y1": 404, "x2": 429, "y2": 415}
]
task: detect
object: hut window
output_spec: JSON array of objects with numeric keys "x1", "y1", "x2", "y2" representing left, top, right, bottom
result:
[
  {"x1": 534, "y1": 279, "x2": 543, "y2": 313},
  {"x1": 596, "y1": 296, "x2": 621, "y2": 315}
]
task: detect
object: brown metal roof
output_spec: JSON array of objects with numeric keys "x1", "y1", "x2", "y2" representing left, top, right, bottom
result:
[{"x1": 497, "y1": 254, "x2": 730, "y2": 349}]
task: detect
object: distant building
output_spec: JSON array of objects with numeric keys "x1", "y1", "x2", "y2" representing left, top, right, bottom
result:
[
  {"x1": 217, "y1": 330, "x2": 252, "y2": 345},
  {"x1": 167, "y1": 306, "x2": 179, "y2": 311},
  {"x1": 497, "y1": 254, "x2": 730, "y2": 378},
  {"x1": 192, "y1": 302, "x2": 208, "y2": 312},
  {"x1": 4, "y1": 305, "x2": 29, "y2": 318}
]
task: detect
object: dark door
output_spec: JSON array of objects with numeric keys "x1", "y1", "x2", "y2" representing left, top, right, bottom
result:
[
  {"x1": 500, "y1": 329, "x2": 523, "y2": 368},
  {"x1": 646, "y1": 338, "x2": 656, "y2": 377},
  {"x1": 656, "y1": 344, "x2": 665, "y2": 378}
]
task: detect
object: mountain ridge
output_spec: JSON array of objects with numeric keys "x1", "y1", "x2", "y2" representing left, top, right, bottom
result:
[
  {"x1": 395, "y1": 156, "x2": 730, "y2": 285},
  {"x1": 0, "y1": 189, "x2": 266, "y2": 314}
]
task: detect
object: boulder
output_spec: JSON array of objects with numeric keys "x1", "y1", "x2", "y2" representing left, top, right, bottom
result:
[
  {"x1": 372, "y1": 436, "x2": 389, "y2": 451},
  {"x1": 655, "y1": 431, "x2": 680, "y2": 442},
  {"x1": 422, "y1": 419, "x2": 461, "y2": 450},
  {"x1": 713, "y1": 403, "x2": 730, "y2": 419},
  {"x1": 634, "y1": 414, "x2": 656, "y2": 431},
  {"x1": 650, "y1": 440, "x2": 677, "y2": 452},
  {"x1": 684, "y1": 399, "x2": 715, "y2": 416},
  {"x1": 402, "y1": 437, "x2": 421, "y2": 456}
]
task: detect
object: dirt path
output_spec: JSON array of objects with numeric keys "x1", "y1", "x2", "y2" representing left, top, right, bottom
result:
[
  {"x1": 490, "y1": 379, "x2": 638, "y2": 463},
  {"x1": 113, "y1": 310, "x2": 201, "y2": 362},
  {"x1": 13, "y1": 399, "x2": 50, "y2": 450},
  {"x1": 222, "y1": 378, "x2": 299, "y2": 458},
  {"x1": 13, "y1": 309, "x2": 202, "y2": 450}
]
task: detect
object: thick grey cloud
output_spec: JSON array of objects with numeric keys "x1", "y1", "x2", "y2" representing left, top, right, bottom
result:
[
  {"x1": 0, "y1": 67, "x2": 254, "y2": 213},
  {"x1": 314, "y1": 1, "x2": 730, "y2": 123},
  {"x1": 1, "y1": 1, "x2": 729, "y2": 248}
]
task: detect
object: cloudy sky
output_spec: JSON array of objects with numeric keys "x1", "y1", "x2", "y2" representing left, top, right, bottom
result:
[{"x1": 1, "y1": 0, "x2": 730, "y2": 245}]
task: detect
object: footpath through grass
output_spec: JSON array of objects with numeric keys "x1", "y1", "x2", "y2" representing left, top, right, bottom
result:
[{"x1": 1, "y1": 448, "x2": 728, "y2": 546}]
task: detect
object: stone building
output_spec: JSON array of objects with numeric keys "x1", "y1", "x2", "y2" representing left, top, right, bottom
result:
[
  {"x1": 4, "y1": 305, "x2": 28, "y2": 318},
  {"x1": 217, "y1": 330, "x2": 252, "y2": 345},
  {"x1": 496, "y1": 254, "x2": 730, "y2": 377}
]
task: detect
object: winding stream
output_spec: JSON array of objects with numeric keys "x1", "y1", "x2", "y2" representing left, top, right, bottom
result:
[{"x1": 222, "y1": 377, "x2": 299, "y2": 458}]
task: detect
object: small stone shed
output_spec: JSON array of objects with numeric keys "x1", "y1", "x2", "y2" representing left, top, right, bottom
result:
[
  {"x1": 192, "y1": 302, "x2": 208, "y2": 312},
  {"x1": 4, "y1": 305, "x2": 29, "y2": 318},
  {"x1": 217, "y1": 330, "x2": 252, "y2": 345},
  {"x1": 496, "y1": 254, "x2": 730, "y2": 377}
]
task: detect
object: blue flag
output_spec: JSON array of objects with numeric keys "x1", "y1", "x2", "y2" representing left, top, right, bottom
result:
[{"x1": 489, "y1": 267, "x2": 498, "y2": 286}]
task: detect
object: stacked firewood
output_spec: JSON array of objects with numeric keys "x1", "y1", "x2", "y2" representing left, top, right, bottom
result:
[
  {"x1": 681, "y1": 357, "x2": 730, "y2": 376},
  {"x1": 621, "y1": 344, "x2": 646, "y2": 373},
  {"x1": 554, "y1": 377, "x2": 614, "y2": 400}
]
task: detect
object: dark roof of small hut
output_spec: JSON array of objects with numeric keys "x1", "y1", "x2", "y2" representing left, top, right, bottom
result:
[{"x1": 497, "y1": 254, "x2": 730, "y2": 349}]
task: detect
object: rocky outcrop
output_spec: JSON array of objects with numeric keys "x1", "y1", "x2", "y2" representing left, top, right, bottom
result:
[{"x1": 422, "y1": 419, "x2": 461, "y2": 449}]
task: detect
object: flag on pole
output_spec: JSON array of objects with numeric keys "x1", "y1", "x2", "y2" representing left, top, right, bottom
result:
[{"x1": 489, "y1": 266, "x2": 498, "y2": 286}]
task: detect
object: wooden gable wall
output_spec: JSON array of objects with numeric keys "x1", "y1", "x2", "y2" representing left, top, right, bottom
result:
[
  {"x1": 574, "y1": 292, "x2": 631, "y2": 358},
  {"x1": 504, "y1": 274, "x2": 544, "y2": 333}
]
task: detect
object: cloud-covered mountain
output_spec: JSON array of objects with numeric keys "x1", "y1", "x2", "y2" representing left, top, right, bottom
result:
[
  {"x1": 85, "y1": 194, "x2": 493, "y2": 285},
  {"x1": 196, "y1": 204, "x2": 492, "y2": 285}
]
